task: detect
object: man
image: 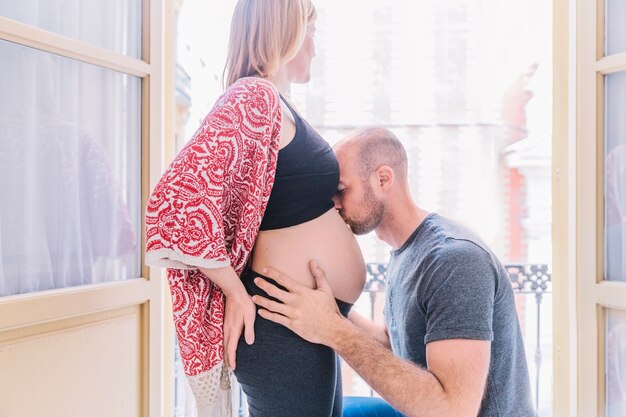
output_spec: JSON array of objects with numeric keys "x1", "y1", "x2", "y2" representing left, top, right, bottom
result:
[{"x1": 252, "y1": 127, "x2": 536, "y2": 417}]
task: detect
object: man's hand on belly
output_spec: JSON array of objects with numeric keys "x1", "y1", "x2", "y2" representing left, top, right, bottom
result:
[{"x1": 252, "y1": 261, "x2": 346, "y2": 346}]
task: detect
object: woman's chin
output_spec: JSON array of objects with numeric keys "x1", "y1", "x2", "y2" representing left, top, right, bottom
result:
[{"x1": 292, "y1": 73, "x2": 312, "y2": 84}]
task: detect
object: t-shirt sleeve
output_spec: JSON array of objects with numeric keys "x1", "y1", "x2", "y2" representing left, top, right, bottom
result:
[{"x1": 422, "y1": 239, "x2": 496, "y2": 344}]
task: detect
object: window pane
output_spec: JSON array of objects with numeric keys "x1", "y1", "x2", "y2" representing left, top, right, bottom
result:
[
  {"x1": 607, "y1": 309, "x2": 626, "y2": 417},
  {"x1": 606, "y1": 0, "x2": 626, "y2": 56},
  {"x1": 0, "y1": 40, "x2": 142, "y2": 296},
  {"x1": 0, "y1": 0, "x2": 142, "y2": 58},
  {"x1": 605, "y1": 72, "x2": 626, "y2": 282}
]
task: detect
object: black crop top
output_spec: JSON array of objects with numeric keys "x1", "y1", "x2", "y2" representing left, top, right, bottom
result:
[{"x1": 259, "y1": 97, "x2": 339, "y2": 231}]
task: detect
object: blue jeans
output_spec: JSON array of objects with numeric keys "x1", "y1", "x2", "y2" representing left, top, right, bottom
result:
[{"x1": 343, "y1": 396, "x2": 405, "y2": 417}]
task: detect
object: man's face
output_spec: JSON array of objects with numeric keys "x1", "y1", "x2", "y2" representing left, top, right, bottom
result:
[{"x1": 332, "y1": 146, "x2": 385, "y2": 235}]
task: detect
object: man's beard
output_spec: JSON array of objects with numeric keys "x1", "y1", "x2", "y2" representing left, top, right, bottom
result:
[{"x1": 345, "y1": 187, "x2": 385, "y2": 235}]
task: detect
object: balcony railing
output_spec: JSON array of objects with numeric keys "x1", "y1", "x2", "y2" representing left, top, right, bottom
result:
[{"x1": 175, "y1": 263, "x2": 552, "y2": 417}]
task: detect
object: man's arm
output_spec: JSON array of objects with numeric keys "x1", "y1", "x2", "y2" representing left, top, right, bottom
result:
[
  {"x1": 332, "y1": 321, "x2": 489, "y2": 417},
  {"x1": 253, "y1": 262, "x2": 489, "y2": 417},
  {"x1": 348, "y1": 310, "x2": 391, "y2": 349}
]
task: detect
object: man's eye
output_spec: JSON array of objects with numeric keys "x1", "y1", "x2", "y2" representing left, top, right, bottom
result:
[{"x1": 337, "y1": 189, "x2": 345, "y2": 194}]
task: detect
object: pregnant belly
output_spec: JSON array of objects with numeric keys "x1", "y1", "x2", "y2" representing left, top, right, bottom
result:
[{"x1": 250, "y1": 208, "x2": 366, "y2": 303}]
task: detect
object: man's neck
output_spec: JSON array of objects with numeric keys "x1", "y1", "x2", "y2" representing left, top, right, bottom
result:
[{"x1": 375, "y1": 197, "x2": 430, "y2": 250}]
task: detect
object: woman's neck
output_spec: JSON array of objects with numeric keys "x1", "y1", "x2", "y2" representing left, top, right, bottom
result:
[{"x1": 265, "y1": 66, "x2": 290, "y2": 96}]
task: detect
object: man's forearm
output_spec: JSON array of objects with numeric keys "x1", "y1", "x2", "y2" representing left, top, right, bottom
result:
[
  {"x1": 329, "y1": 318, "x2": 452, "y2": 417},
  {"x1": 348, "y1": 311, "x2": 391, "y2": 349}
]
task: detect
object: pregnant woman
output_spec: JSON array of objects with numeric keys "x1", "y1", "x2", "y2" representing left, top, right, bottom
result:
[{"x1": 145, "y1": 1, "x2": 365, "y2": 416}]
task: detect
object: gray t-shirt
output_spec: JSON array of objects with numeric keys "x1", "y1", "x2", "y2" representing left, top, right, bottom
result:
[{"x1": 384, "y1": 214, "x2": 536, "y2": 417}]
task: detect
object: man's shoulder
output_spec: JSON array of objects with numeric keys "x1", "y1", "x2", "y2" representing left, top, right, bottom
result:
[
  {"x1": 425, "y1": 215, "x2": 482, "y2": 243},
  {"x1": 391, "y1": 215, "x2": 502, "y2": 285},
  {"x1": 411, "y1": 231, "x2": 501, "y2": 296},
  {"x1": 436, "y1": 236, "x2": 490, "y2": 260},
  {"x1": 415, "y1": 240, "x2": 495, "y2": 293},
  {"x1": 422, "y1": 215, "x2": 496, "y2": 263}
]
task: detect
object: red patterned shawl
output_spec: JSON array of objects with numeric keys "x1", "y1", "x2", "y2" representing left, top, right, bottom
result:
[{"x1": 145, "y1": 77, "x2": 281, "y2": 412}]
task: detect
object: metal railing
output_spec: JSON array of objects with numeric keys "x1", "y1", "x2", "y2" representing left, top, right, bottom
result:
[{"x1": 503, "y1": 263, "x2": 552, "y2": 412}]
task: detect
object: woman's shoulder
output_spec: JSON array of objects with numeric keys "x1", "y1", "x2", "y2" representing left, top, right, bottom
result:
[
  {"x1": 227, "y1": 76, "x2": 280, "y2": 102},
  {"x1": 204, "y1": 77, "x2": 282, "y2": 139}
]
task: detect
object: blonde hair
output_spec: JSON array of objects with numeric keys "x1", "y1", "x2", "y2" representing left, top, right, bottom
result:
[{"x1": 224, "y1": 0, "x2": 317, "y2": 87}]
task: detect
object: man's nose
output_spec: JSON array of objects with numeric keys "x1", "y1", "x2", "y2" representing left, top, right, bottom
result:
[{"x1": 332, "y1": 195, "x2": 341, "y2": 209}]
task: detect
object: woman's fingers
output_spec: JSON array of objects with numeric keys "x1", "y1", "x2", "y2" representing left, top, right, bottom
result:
[
  {"x1": 226, "y1": 324, "x2": 240, "y2": 370},
  {"x1": 243, "y1": 306, "x2": 256, "y2": 345},
  {"x1": 223, "y1": 325, "x2": 231, "y2": 367},
  {"x1": 224, "y1": 294, "x2": 257, "y2": 368}
]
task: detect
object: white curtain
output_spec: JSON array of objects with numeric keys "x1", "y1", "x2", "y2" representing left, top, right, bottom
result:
[
  {"x1": 605, "y1": 71, "x2": 626, "y2": 284},
  {"x1": 0, "y1": 0, "x2": 141, "y2": 58},
  {"x1": 0, "y1": 1, "x2": 142, "y2": 297},
  {"x1": 607, "y1": 310, "x2": 626, "y2": 417}
]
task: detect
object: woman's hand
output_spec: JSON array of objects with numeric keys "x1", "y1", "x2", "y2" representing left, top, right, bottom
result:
[
  {"x1": 223, "y1": 290, "x2": 256, "y2": 370},
  {"x1": 198, "y1": 266, "x2": 256, "y2": 370}
]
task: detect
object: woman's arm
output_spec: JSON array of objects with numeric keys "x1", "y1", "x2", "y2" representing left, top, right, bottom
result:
[
  {"x1": 145, "y1": 76, "x2": 281, "y2": 370},
  {"x1": 199, "y1": 266, "x2": 256, "y2": 370}
]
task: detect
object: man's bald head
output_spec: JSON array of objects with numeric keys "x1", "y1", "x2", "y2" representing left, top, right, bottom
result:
[{"x1": 335, "y1": 126, "x2": 408, "y2": 183}]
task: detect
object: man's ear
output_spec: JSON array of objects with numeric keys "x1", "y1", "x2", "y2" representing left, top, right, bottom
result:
[{"x1": 375, "y1": 165, "x2": 394, "y2": 191}]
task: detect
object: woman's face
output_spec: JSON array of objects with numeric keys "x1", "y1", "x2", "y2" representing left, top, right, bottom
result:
[{"x1": 286, "y1": 22, "x2": 316, "y2": 83}]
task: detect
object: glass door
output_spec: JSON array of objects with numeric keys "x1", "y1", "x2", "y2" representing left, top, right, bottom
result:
[{"x1": 577, "y1": 0, "x2": 626, "y2": 415}]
